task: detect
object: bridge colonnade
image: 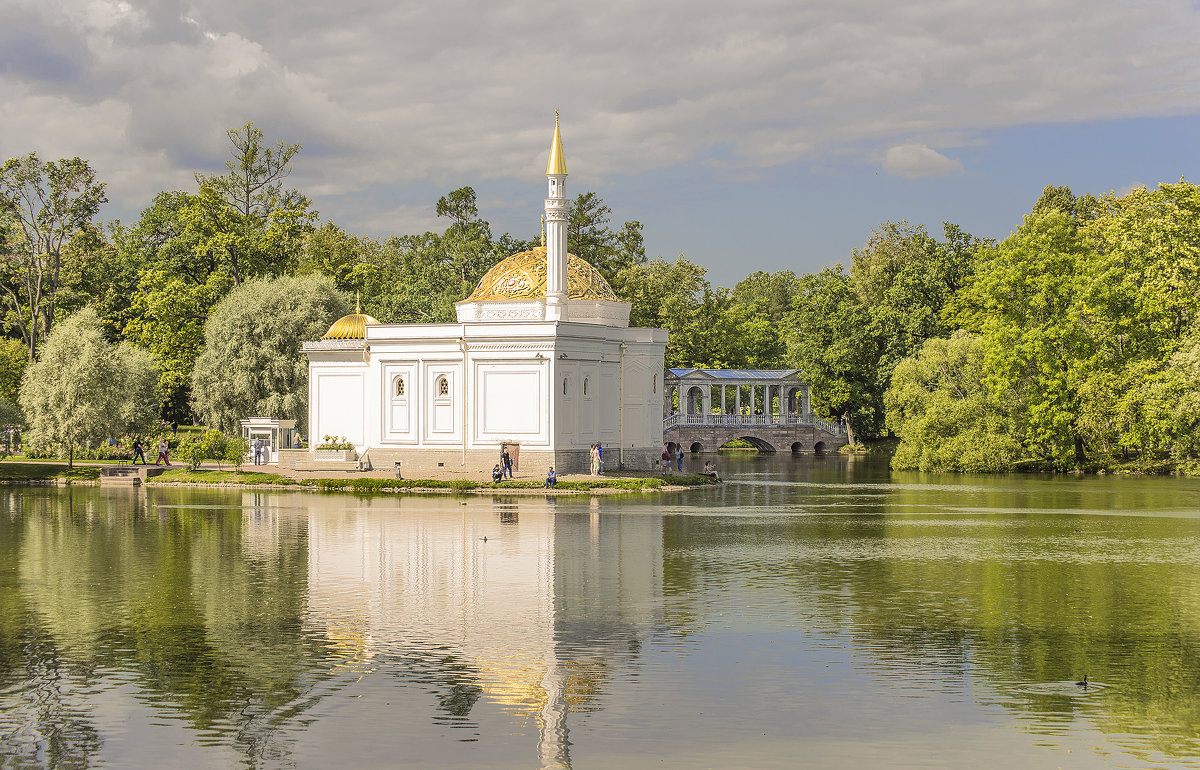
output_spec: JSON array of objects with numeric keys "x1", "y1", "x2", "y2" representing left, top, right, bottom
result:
[{"x1": 664, "y1": 369, "x2": 812, "y2": 422}]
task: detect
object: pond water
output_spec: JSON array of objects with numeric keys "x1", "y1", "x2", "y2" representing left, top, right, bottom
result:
[{"x1": 2, "y1": 454, "x2": 1200, "y2": 769}]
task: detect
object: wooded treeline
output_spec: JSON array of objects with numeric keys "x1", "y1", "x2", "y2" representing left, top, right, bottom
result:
[{"x1": 3, "y1": 122, "x2": 1200, "y2": 472}]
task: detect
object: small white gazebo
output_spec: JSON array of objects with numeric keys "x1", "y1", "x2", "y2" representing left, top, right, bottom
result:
[{"x1": 238, "y1": 418, "x2": 298, "y2": 464}]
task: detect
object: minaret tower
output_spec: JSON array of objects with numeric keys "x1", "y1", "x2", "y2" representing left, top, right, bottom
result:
[{"x1": 544, "y1": 112, "x2": 569, "y2": 321}]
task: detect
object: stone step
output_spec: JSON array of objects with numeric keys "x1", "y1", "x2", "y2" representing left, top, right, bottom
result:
[{"x1": 99, "y1": 466, "x2": 141, "y2": 477}]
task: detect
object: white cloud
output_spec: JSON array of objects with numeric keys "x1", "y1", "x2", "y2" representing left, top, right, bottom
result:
[
  {"x1": 882, "y1": 143, "x2": 964, "y2": 178},
  {"x1": 1, "y1": 0, "x2": 1199, "y2": 229}
]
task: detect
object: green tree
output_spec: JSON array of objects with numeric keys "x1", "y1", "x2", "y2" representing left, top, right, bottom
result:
[
  {"x1": 190, "y1": 274, "x2": 349, "y2": 433},
  {"x1": 0, "y1": 153, "x2": 107, "y2": 359},
  {"x1": 787, "y1": 267, "x2": 880, "y2": 443},
  {"x1": 120, "y1": 123, "x2": 316, "y2": 418},
  {"x1": 953, "y1": 211, "x2": 1094, "y2": 466},
  {"x1": 617, "y1": 256, "x2": 711, "y2": 368},
  {"x1": 19, "y1": 307, "x2": 158, "y2": 466},
  {"x1": 436, "y1": 186, "x2": 495, "y2": 286},
  {"x1": 297, "y1": 222, "x2": 362, "y2": 290},
  {"x1": 197, "y1": 121, "x2": 307, "y2": 234},
  {"x1": 885, "y1": 332, "x2": 1022, "y2": 472},
  {"x1": 567, "y1": 192, "x2": 647, "y2": 285},
  {"x1": 851, "y1": 221, "x2": 985, "y2": 407},
  {"x1": 0, "y1": 337, "x2": 29, "y2": 406}
]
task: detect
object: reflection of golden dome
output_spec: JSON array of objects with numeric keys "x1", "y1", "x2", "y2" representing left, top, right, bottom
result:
[
  {"x1": 322, "y1": 311, "x2": 379, "y2": 340},
  {"x1": 466, "y1": 247, "x2": 618, "y2": 302}
]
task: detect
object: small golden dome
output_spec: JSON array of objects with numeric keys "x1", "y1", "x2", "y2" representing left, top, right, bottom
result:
[
  {"x1": 465, "y1": 247, "x2": 619, "y2": 302},
  {"x1": 322, "y1": 310, "x2": 379, "y2": 340}
]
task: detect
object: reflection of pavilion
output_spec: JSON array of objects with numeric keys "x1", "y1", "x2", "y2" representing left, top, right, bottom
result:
[{"x1": 297, "y1": 497, "x2": 662, "y2": 769}]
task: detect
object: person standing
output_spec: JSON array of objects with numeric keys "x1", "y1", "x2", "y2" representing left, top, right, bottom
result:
[
  {"x1": 156, "y1": 438, "x2": 170, "y2": 466},
  {"x1": 253, "y1": 437, "x2": 264, "y2": 466},
  {"x1": 590, "y1": 443, "x2": 601, "y2": 476},
  {"x1": 596, "y1": 442, "x2": 603, "y2": 474},
  {"x1": 661, "y1": 444, "x2": 671, "y2": 475},
  {"x1": 132, "y1": 438, "x2": 146, "y2": 465},
  {"x1": 501, "y1": 447, "x2": 513, "y2": 479},
  {"x1": 676, "y1": 445, "x2": 684, "y2": 472}
]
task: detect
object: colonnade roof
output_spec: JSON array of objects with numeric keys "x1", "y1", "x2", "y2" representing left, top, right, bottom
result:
[{"x1": 666, "y1": 368, "x2": 804, "y2": 381}]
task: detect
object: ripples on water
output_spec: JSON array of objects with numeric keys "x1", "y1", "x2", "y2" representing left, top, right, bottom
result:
[{"x1": 1, "y1": 458, "x2": 1200, "y2": 768}]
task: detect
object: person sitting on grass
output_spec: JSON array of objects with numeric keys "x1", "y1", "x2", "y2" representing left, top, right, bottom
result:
[
  {"x1": 545, "y1": 467, "x2": 557, "y2": 489},
  {"x1": 492, "y1": 464, "x2": 504, "y2": 483},
  {"x1": 702, "y1": 461, "x2": 719, "y2": 480}
]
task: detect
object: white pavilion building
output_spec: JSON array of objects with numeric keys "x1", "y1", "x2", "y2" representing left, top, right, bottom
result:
[{"x1": 301, "y1": 119, "x2": 667, "y2": 475}]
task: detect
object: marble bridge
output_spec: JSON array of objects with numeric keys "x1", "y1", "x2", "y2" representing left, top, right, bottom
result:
[{"x1": 663, "y1": 368, "x2": 848, "y2": 453}]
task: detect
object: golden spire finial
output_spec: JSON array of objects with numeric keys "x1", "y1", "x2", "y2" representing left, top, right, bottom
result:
[
  {"x1": 541, "y1": 215, "x2": 546, "y2": 247},
  {"x1": 546, "y1": 112, "x2": 567, "y2": 175},
  {"x1": 355, "y1": 291, "x2": 361, "y2": 314}
]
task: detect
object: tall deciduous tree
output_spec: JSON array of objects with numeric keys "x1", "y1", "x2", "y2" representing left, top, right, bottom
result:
[
  {"x1": 19, "y1": 307, "x2": 158, "y2": 466},
  {"x1": 190, "y1": 274, "x2": 349, "y2": 433},
  {"x1": 787, "y1": 267, "x2": 880, "y2": 443},
  {"x1": 617, "y1": 256, "x2": 712, "y2": 368},
  {"x1": 199, "y1": 122, "x2": 303, "y2": 224},
  {"x1": 0, "y1": 153, "x2": 107, "y2": 359},
  {"x1": 568, "y1": 192, "x2": 647, "y2": 285}
]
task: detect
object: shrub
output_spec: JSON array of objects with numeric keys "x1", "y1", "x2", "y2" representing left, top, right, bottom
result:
[{"x1": 224, "y1": 436, "x2": 250, "y2": 471}]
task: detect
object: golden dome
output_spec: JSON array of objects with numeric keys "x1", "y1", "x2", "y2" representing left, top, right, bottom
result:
[
  {"x1": 322, "y1": 306, "x2": 379, "y2": 340},
  {"x1": 465, "y1": 247, "x2": 619, "y2": 302}
]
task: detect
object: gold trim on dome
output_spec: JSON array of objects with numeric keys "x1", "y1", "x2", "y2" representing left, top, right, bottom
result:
[
  {"x1": 465, "y1": 247, "x2": 619, "y2": 302},
  {"x1": 322, "y1": 311, "x2": 379, "y2": 340}
]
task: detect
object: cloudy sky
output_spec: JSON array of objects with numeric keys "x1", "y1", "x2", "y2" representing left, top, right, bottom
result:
[{"x1": 3, "y1": 0, "x2": 1199, "y2": 286}]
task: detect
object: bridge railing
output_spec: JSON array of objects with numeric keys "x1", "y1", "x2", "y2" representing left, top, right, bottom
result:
[{"x1": 663, "y1": 413, "x2": 845, "y2": 434}]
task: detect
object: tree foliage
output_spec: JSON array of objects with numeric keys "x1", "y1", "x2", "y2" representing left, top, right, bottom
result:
[
  {"x1": 0, "y1": 153, "x2": 107, "y2": 359},
  {"x1": 190, "y1": 274, "x2": 349, "y2": 433},
  {"x1": 886, "y1": 332, "x2": 1022, "y2": 472},
  {"x1": 19, "y1": 307, "x2": 158, "y2": 465},
  {"x1": 886, "y1": 181, "x2": 1200, "y2": 472}
]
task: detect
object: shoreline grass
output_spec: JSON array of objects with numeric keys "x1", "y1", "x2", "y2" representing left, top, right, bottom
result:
[
  {"x1": 143, "y1": 468, "x2": 717, "y2": 493},
  {"x1": 0, "y1": 462, "x2": 102, "y2": 481}
]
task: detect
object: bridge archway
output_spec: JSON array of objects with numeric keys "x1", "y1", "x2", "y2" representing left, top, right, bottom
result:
[
  {"x1": 814, "y1": 441, "x2": 826, "y2": 452},
  {"x1": 689, "y1": 442, "x2": 704, "y2": 453},
  {"x1": 790, "y1": 441, "x2": 803, "y2": 453},
  {"x1": 738, "y1": 435, "x2": 777, "y2": 453}
]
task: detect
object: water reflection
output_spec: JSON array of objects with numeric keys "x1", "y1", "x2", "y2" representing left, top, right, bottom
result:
[{"x1": 0, "y1": 462, "x2": 1198, "y2": 768}]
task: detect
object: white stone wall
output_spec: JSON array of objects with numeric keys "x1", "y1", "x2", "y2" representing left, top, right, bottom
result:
[{"x1": 304, "y1": 318, "x2": 666, "y2": 470}]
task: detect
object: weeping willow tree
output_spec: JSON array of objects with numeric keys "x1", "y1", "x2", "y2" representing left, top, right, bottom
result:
[
  {"x1": 190, "y1": 274, "x2": 348, "y2": 433},
  {"x1": 19, "y1": 307, "x2": 158, "y2": 465}
]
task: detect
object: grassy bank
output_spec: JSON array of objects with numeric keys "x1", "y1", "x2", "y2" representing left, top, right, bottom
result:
[
  {"x1": 0, "y1": 462, "x2": 102, "y2": 481},
  {"x1": 146, "y1": 468, "x2": 717, "y2": 492}
]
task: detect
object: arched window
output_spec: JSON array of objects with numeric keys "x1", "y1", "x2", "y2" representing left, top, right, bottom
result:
[
  {"x1": 583, "y1": 378, "x2": 589, "y2": 396},
  {"x1": 562, "y1": 378, "x2": 568, "y2": 395},
  {"x1": 652, "y1": 374, "x2": 657, "y2": 394},
  {"x1": 437, "y1": 376, "x2": 449, "y2": 396},
  {"x1": 395, "y1": 377, "x2": 405, "y2": 397}
]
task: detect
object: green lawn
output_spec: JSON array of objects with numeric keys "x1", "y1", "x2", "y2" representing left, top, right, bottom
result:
[
  {"x1": 149, "y1": 468, "x2": 297, "y2": 485},
  {"x1": 0, "y1": 462, "x2": 102, "y2": 481}
]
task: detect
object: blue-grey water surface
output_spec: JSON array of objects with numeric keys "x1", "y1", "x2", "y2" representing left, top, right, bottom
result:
[{"x1": 2, "y1": 453, "x2": 1200, "y2": 768}]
